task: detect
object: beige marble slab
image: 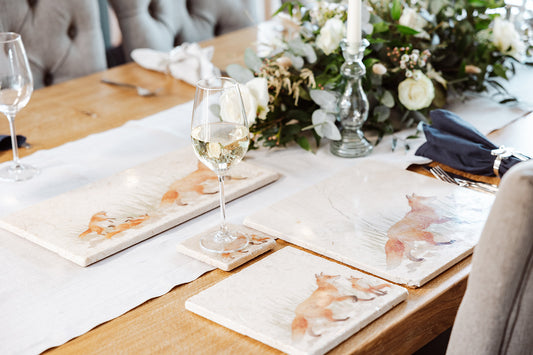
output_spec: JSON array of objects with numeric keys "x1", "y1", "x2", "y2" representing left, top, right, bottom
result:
[
  {"x1": 244, "y1": 160, "x2": 494, "y2": 287},
  {"x1": 0, "y1": 149, "x2": 279, "y2": 266},
  {"x1": 176, "y1": 224, "x2": 276, "y2": 271},
  {"x1": 186, "y1": 246, "x2": 407, "y2": 355}
]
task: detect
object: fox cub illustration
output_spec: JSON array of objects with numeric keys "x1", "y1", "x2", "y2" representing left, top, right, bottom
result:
[
  {"x1": 79, "y1": 211, "x2": 150, "y2": 239},
  {"x1": 385, "y1": 194, "x2": 454, "y2": 268},
  {"x1": 348, "y1": 276, "x2": 389, "y2": 296},
  {"x1": 291, "y1": 273, "x2": 358, "y2": 341},
  {"x1": 160, "y1": 161, "x2": 218, "y2": 207}
]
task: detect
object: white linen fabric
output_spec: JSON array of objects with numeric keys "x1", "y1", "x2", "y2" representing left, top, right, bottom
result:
[
  {"x1": 131, "y1": 43, "x2": 220, "y2": 86},
  {"x1": 0, "y1": 67, "x2": 529, "y2": 354}
]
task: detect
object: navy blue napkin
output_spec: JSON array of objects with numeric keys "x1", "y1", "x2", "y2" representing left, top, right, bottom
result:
[
  {"x1": 415, "y1": 109, "x2": 522, "y2": 176},
  {"x1": 0, "y1": 135, "x2": 26, "y2": 151}
]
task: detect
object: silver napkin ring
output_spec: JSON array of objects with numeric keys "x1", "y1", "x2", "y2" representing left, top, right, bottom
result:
[{"x1": 491, "y1": 146, "x2": 513, "y2": 177}]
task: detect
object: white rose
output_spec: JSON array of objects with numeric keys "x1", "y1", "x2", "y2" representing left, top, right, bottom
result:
[
  {"x1": 245, "y1": 77, "x2": 270, "y2": 122},
  {"x1": 398, "y1": 70, "x2": 435, "y2": 110},
  {"x1": 219, "y1": 78, "x2": 270, "y2": 127},
  {"x1": 316, "y1": 18, "x2": 345, "y2": 55},
  {"x1": 220, "y1": 83, "x2": 257, "y2": 126},
  {"x1": 492, "y1": 17, "x2": 525, "y2": 61},
  {"x1": 399, "y1": 7, "x2": 429, "y2": 39}
]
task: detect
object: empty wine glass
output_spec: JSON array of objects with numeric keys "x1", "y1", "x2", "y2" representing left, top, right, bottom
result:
[
  {"x1": 0, "y1": 32, "x2": 38, "y2": 181},
  {"x1": 191, "y1": 77, "x2": 250, "y2": 253}
]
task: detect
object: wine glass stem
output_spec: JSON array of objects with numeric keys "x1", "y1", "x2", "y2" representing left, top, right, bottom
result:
[
  {"x1": 217, "y1": 175, "x2": 228, "y2": 234},
  {"x1": 6, "y1": 113, "x2": 22, "y2": 167}
]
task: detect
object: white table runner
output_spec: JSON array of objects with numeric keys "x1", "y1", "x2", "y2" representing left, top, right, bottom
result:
[{"x1": 1, "y1": 65, "x2": 530, "y2": 354}]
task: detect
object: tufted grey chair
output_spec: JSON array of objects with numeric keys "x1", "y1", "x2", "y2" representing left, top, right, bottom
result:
[
  {"x1": 109, "y1": 0, "x2": 258, "y2": 61},
  {"x1": 0, "y1": 0, "x2": 107, "y2": 89},
  {"x1": 446, "y1": 160, "x2": 533, "y2": 355}
]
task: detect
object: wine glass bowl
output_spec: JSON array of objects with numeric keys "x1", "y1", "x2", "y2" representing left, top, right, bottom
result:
[
  {"x1": 0, "y1": 32, "x2": 39, "y2": 181},
  {"x1": 191, "y1": 77, "x2": 250, "y2": 253}
]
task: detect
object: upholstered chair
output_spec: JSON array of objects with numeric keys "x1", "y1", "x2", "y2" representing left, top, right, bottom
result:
[
  {"x1": 109, "y1": 0, "x2": 258, "y2": 61},
  {"x1": 0, "y1": 0, "x2": 107, "y2": 89},
  {"x1": 446, "y1": 160, "x2": 533, "y2": 354}
]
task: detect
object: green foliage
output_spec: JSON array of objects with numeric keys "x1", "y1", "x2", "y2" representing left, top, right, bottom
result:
[{"x1": 228, "y1": 0, "x2": 524, "y2": 151}]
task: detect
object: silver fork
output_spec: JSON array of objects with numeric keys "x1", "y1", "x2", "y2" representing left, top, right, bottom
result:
[
  {"x1": 100, "y1": 79, "x2": 161, "y2": 97},
  {"x1": 430, "y1": 166, "x2": 497, "y2": 194}
]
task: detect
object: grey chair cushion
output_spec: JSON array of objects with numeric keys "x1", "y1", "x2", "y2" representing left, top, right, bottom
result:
[
  {"x1": 0, "y1": 0, "x2": 107, "y2": 88},
  {"x1": 109, "y1": 0, "x2": 257, "y2": 61},
  {"x1": 446, "y1": 160, "x2": 533, "y2": 355}
]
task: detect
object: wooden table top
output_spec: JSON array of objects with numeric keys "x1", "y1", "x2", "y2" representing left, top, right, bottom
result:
[{"x1": 1, "y1": 26, "x2": 531, "y2": 355}]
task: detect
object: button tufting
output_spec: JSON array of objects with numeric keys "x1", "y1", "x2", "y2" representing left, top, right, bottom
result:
[
  {"x1": 27, "y1": 0, "x2": 38, "y2": 8},
  {"x1": 43, "y1": 71, "x2": 54, "y2": 86},
  {"x1": 67, "y1": 24, "x2": 77, "y2": 39},
  {"x1": 148, "y1": 1, "x2": 158, "y2": 19}
]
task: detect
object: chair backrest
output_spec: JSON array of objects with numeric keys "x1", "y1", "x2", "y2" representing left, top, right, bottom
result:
[
  {"x1": 109, "y1": 0, "x2": 258, "y2": 61},
  {"x1": 0, "y1": 0, "x2": 107, "y2": 89},
  {"x1": 446, "y1": 160, "x2": 533, "y2": 355}
]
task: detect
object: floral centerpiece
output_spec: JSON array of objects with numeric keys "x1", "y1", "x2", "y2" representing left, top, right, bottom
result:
[{"x1": 227, "y1": 0, "x2": 530, "y2": 151}]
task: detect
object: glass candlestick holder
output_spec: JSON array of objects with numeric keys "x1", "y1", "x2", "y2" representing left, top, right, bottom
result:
[{"x1": 330, "y1": 39, "x2": 373, "y2": 158}]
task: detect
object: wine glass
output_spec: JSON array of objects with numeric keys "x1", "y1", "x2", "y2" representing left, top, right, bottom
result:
[
  {"x1": 0, "y1": 32, "x2": 38, "y2": 181},
  {"x1": 191, "y1": 77, "x2": 250, "y2": 253}
]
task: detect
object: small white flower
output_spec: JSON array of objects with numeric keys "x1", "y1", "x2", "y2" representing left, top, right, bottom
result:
[
  {"x1": 316, "y1": 18, "x2": 345, "y2": 55},
  {"x1": 405, "y1": 70, "x2": 413, "y2": 78},
  {"x1": 491, "y1": 17, "x2": 525, "y2": 62},
  {"x1": 372, "y1": 63, "x2": 387, "y2": 75},
  {"x1": 398, "y1": 70, "x2": 435, "y2": 110}
]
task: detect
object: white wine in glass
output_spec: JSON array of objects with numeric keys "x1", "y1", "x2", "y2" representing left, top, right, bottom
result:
[
  {"x1": 0, "y1": 32, "x2": 39, "y2": 181},
  {"x1": 191, "y1": 77, "x2": 250, "y2": 253}
]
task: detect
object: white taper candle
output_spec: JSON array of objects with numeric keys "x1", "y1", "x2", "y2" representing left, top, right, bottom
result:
[{"x1": 346, "y1": 0, "x2": 362, "y2": 53}]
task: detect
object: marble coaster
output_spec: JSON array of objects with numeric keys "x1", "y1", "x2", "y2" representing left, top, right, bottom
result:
[
  {"x1": 186, "y1": 246, "x2": 408, "y2": 355},
  {"x1": 176, "y1": 224, "x2": 276, "y2": 271}
]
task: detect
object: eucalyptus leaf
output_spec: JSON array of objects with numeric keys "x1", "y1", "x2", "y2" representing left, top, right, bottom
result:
[
  {"x1": 310, "y1": 90, "x2": 339, "y2": 113},
  {"x1": 374, "y1": 105, "x2": 390, "y2": 122},
  {"x1": 225, "y1": 64, "x2": 254, "y2": 83},
  {"x1": 380, "y1": 90, "x2": 395, "y2": 108},
  {"x1": 244, "y1": 48, "x2": 263, "y2": 72},
  {"x1": 288, "y1": 38, "x2": 308, "y2": 56},
  {"x1": 285, "y1": 52, "x2": 304, "y2": 70}
]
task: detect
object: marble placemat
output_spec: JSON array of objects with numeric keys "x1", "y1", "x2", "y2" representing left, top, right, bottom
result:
[
  {"x1": 186, "y1": 246, "x2": 407, "y2": 355},
  {"x1": 176, "y1": 224, "x2": 276, "y2": 271},
  {"x1": 244, "y1": 160, "x2": 494, "y2": 287},
  {"x1": 0, "y1": 148, "x2": 279, "y2": 266}
]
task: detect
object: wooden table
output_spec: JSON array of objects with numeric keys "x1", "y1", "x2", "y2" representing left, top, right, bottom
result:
[{"x1": 2, "y1": 26, "x2": 531, "y2": 355}]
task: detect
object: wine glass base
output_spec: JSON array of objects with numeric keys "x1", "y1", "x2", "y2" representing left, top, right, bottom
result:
[
  {"x1": 200, "y1": 228, "x2": 249, "y2": 254},
  {"x1": 0, "y1": 163, "x2": 40, "y2": 182}
]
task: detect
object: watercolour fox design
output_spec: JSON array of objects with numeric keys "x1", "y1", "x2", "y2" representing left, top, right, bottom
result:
[
  {"x1": 291, "y1": 273, "x2": 360, "y2": 341},
  {"x1": 79, "y1": 161, "x2": 247, "y2": 239},
  {"x1": 348, "y1": 276, "x2": 389, "y2": 296},
  {"x1": 160, "y1": 161, "x2": 218, "y2": 207},
  {"x1": 79, "y1": 211, "x2": 150, "y2": 239},
  {"x1": 385, "y1": 194, "x2": 454, "y2": 268}
]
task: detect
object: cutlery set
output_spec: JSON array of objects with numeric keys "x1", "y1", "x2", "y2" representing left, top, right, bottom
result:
[{"x1": 429, "y1": 165, "x2": 499, "y2": 194}]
